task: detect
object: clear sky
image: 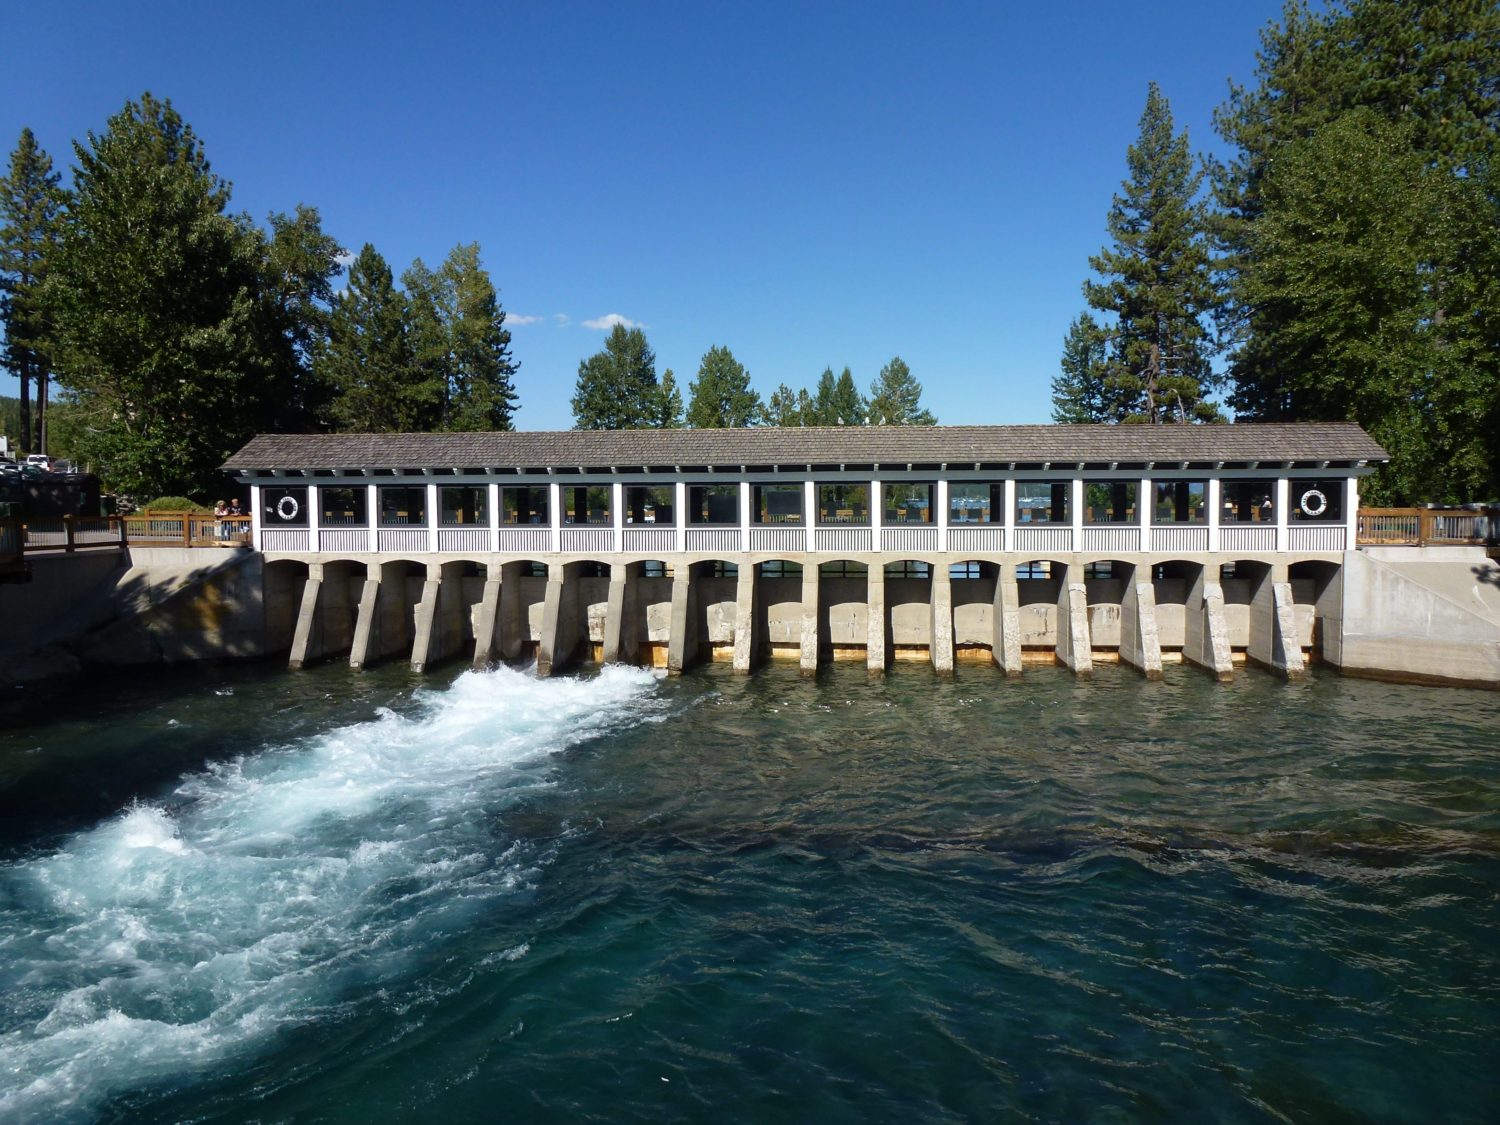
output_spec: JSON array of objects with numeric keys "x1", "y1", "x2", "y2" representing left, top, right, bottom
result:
[{"x1": 1, "y1": 0, "x2": 1286, "y2": 430}]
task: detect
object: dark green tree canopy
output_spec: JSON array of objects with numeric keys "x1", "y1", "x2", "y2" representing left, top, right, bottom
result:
[
  {"x1": 1084, "y1": 82, "x2": 1220, "y2": 423},
  {"x1": 866, "y1": 356, "x2": 935, "y2": 425},
  {"x1": 571, "y1": 324, "x2": 662, "y2": 429},
  {"x1": 686, "y1": 345, "x2": 760, "y2": 428},
  {"x1": 0, "y1": 127, "x2": 63, "y2": 455}
]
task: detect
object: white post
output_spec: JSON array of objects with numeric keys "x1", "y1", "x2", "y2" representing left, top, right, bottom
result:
[
  {"x1": 426, "y1": 481, "x2": 439, "y2": 553},
  {"x1": 548, "y1": 480, "x2": 561, "y2": 554},
  {"x1": 871, "y1": 477, "x2": 883, "y2": 552},
  {"x1": 1206, "y1": 477, "x2": 1221, "y2": 554},
  {"x1": 674, "y1": 480, "x2": 687, "y2": 553},
  {"x1": 1345, "y1": 476, "x2": 1359, "y2": 550},
  {"x1": 250, "y1": 484, "x2": 263, "y2": 551},
  {"x1": 612, "y1": 480, "x2": 624, "y2": 552},
  {"x1": 1070, "y1": 478, "x2": 1084, "y2": 553},
  {"x1": 935, "y1": 478, "x2": 948, "y2": 551},
  {"x1": 739, "y1": 479, "x2": 751, "y2": 553},
  {"x1": 1275, "y1": 477, "x2": 1290, "y2": 553},
  {"x1": 1002, "y1": 479, "x2": 1015, "y2": 551},
  {"x1": 488, "y1": 482, "x2": 500, "y2": 553},
  {"x1": 804, "y1": 479, "x2": 817, "y2": 554},
  {"x1": 308, "y1": 484, "x2": 322, "y2": 554},
  {"x1": 367, "y1": 482, "x2": 378, "y2": 553}
]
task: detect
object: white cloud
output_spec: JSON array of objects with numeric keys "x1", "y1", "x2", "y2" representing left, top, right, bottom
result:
[
  {"x1": 507, "y1": 313, "x2": 543, "y2": 326},
  {"x1": 582, "y1": 312, "x2": 643, "y2": 331},
  {"x1": 553, "y1": 313, "x2": 571, "y2": 326}
]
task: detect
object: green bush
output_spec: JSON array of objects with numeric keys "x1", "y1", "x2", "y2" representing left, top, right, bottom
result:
[{"x1": 143, "y1": 495, "x2": 211, "y2": 512}]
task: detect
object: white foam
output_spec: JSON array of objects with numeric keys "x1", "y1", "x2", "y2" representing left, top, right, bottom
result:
[{"x1": 0, "y1": 664, "x2": 661, "y2": 1123}]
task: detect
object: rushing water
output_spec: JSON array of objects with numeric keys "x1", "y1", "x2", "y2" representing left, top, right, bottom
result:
[{"x1": 0, "y1": 658, "x2": 1497, "y2": 1123}]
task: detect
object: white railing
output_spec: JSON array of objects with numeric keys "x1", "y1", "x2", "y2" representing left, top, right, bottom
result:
[
  {"x1": 880, "y1": 526, "x2": 938, "y2": 552},
  {"x1": 560, "y1": 527, "x2": 615, "y2": 553},
  {"x1": 261, "y1": 528, "x2": 311, "y2": 552},
  {"x1": 1219, "y1": 525, "x2": 1276, "y2": 553},
  {"x1": 1080, "y1": 525, "x2": 1142, "y2": 553},
  {"x1": 1149, "y1": 525, "x2": 1209, "y2": 553},
  {"x1": 684, "y1": 527, "x2": 740, "y2": 553},
  {"x1": 749, "y1": 526, "x2": 806, "y2": 552},
  {"x1": 814, "y1": 527, "x2": 872, "y2": 552},
  {"x1": 1013, "y1": 526, "x2": 1072, "y2": 553},
  {"x1": 437, "y1": 527, "x2": 491, "y2": 552},
  {"x1": 377, "y1": 528, "x2": 428, "y2": 552},
  {"x1": 946, "y1": 526, "x2": 1005, "y2": 553},
  {"x1": 1288, "y1": 524, "x2": 1346, "y2": 552},
  {"x1": 495, "y1": 527, "x2": 553, "y2": 553},
  {"x1": 623, "y1": 527, "x2": 678, "y2": 553},
  {"x1": 319, "y1": 528, "x2": 371, "y2": 552}
]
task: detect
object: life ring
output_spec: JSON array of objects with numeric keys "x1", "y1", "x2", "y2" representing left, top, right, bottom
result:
[
  {"x1": 1299, "y1": 488, "x2": 1328, "y2": 518},
  {"x1": 276, "y1": 494, "x2": 300, "y2": 521}
]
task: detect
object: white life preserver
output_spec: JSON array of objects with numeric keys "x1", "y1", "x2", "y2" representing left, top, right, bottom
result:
[
  {"x1": 276, "y1": 494, "x2": 300, "y2": 521},
  {"x1": 1300, "y1": 489, "x2": 1328, "y2": 518}
]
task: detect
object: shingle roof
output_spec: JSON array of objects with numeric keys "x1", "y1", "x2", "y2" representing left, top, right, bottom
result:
[{"x1": 223, "y1": 423, "x2": 1388, "y2": 472}]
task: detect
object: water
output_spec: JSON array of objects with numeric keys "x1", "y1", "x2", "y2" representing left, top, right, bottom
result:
[{"x1": 1, "y1": 660, "x2": 1497, "y2": 1123}]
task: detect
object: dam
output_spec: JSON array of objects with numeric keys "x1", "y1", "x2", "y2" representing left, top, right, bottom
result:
[{"x1": 195, "y1": 422, "x2": 1485, "y2": 689}]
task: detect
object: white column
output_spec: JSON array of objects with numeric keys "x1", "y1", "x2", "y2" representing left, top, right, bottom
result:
[
  {"x1": 1275, "y1": 477, "x2": 1290, "y2": 553},
  {"x1": 1140, "y1": 476, "x2": 1153, "y2": 553},
  {"x1": 674, "y1": 480, "x2": 687, "y2": 553},
  {"x1": 367, "y1": 483, "x2": 378, "y2": 553},
  {"x1": 250, "y1": 484, "x2": 263, "y2": 551},
  {"x1": 1070, "y1": 478, "x2": 1084, "y2": 552},
  {"x1": 1002, "y1": 479, "x2": 1016, "y2": 550},
  {"x1": 308, "y1": 484, "x2": 322, "y2": 553},
  {"x1": 548, "y1": 480, "x2": 561, "y2": 553},
  {"x1": 870, "y1": 477, "x2": 883, "y2": 552},
  {"x1": 426, "y1": 481, "x2": 439, "y2": 553},
  {"x1": 739, "y1": 479, "x2": 751, "y2": 552},
  {"x1": 611, "y1": 480, "x2": 624, "y2": 552},
  {"x1": 1345, "y1": 476, "x2": 1360, "y2": 549},
  {"x1": 487, "y1": 482, "x2": 500, "y2": 553},
  {"x1": 804, "y1": 479, "x2": 817, "y2": 554},
  {"x1": 1206, "y1": 477, "x2": 1221, "y2": 553},
  {"x1": 935, "y1": 478, "x2": 948, "y2": 551}
]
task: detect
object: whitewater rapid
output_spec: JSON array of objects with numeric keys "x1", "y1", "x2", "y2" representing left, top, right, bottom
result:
[{"x1": 0, "y1": 664, "x2": 663, "y2": 1122}]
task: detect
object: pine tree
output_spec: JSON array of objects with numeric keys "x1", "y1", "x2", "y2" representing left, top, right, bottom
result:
[
  {"x1": 1051, "y1": 313, "x2": 1110, "y2": 423},
  {"x1": 571, "y1": 323, "x2": 662, "y2": 429},
  {"x1": 657, "y1": 369, "x2": 684, "y2": 428},
  {"x1": 686, "y1": 345, "x2": 761, "y2": 427},
  {"x1": 1084, "y1": 82, "x2": 1220, "y2": 423},
  {"x1": 0, "y1": 128, "x2": 64, "y2": 455},
  {"x1": 319, "y1": 244, "x2": 435, "y2": 432},
  {"x1": 44, "y1": 93, "x2": 271, "y2": 496},
  {"x1": 866, "y1": 356, "x2": 935, "y2": 425}
]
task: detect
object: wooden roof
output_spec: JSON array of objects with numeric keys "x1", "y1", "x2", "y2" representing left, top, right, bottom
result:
[{"x1": 223, "y1": 423, "x2": 1388, "y2": 473}]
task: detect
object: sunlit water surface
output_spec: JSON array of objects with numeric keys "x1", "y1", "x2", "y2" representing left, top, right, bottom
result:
[{"x1": 1, "y1": 659, "x2": 1497, "y2": 1123}]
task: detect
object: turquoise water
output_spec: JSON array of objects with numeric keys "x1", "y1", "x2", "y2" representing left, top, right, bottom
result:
[{"x1": 1, "y1": 659, "x2": 1497, "y2": 1123}]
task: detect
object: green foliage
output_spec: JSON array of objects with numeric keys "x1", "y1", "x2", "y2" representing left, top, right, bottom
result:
[
  {"x1": 1084, "y1": 83, "x2": 1220, "y2": 424},
  {"x1": 319, "y1": 243, "x2": 438, "y2": 431},
  {"x1": 0, "y1": 127, "x2": 64, "y2": 455},
  {"x1": 686, "y1": 345, "x2": 760, "y2": 427},
  {"x1": 866, "y1": 356, "x2": 935, "y2": 425},
  {"x1": 571, "y1": 324, "x2": 663, "y2": 429},
  {"x1": 1213, "y1": 0, "x2": 1500, "y2": 501},
  {"x1": 1051, "y1": 314, "x2": 1111, "y2": 423},
  {"x1": 43, "y1": 93, "x2": 273, "y2": 498}
]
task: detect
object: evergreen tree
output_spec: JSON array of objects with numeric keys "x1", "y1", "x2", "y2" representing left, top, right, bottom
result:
[
  {"x1": 443, "y1": 243, "x2": 519, "y2": 431},
  {"x1": 257, "y1": 204, "x2": 344, "y2": 431},
  {"x1": 686, "y1": 345, "x2": 761, "y2": 427},
  {"x1": 656, "y1": 369, "x2": 684, "y2": 428},
  {"x1": 0, "y1": 128, "x2": 64, "y2": 455},
  {"x1": 764, "y1": 383, "x2": 807, "y2": 426},
  {"x1": 866, "y1": 356, "x2": 935, "y2": 425},
  {"x1": 43, "y1": 93, "x2": 271, "y2": 496},
  {"x1": 571, "y1": 323, "x2": 662, "y2": 428},
  {"x1": 1085, "y1": 82, "x2": 1219, "y2": 423},
  {"x1": 1051, "y1": 313, "x2": 1111, "y2": 423},
  {"x1": 319, "y1": 244, "x2": 435, "y2": 432}
]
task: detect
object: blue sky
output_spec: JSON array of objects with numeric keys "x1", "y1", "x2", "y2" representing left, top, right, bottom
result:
[{"x1": 1, "y1": 0, "x2": 1285, "y2": 430}]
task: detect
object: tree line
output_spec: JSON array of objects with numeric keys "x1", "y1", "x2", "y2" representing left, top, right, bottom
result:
[
  {"x1": 571, "y1": 328, "x2": 936, "y2": 430},
  {"x1": 0, "y1": 94, "x2": 519, "y2": 498},
  {"x1": 1053, "y1": 0, "x2": 1500, "y2": 504}
]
